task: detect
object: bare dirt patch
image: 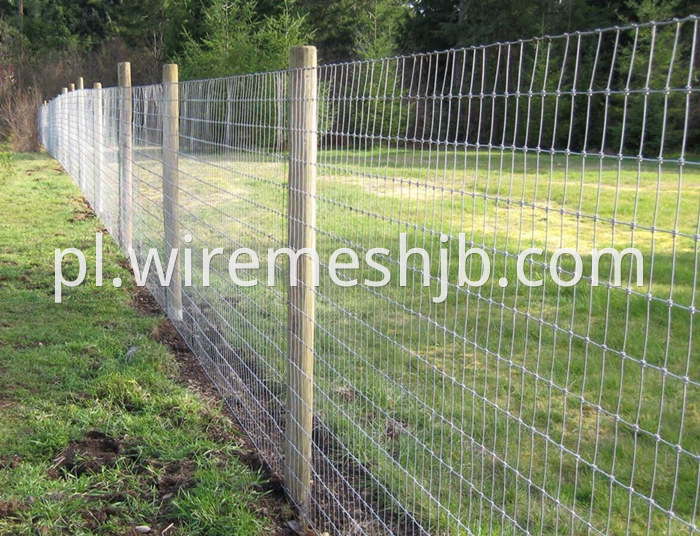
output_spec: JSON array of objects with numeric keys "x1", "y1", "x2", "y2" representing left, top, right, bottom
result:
[
  {"x1": 51, "y1": 431, "x2": 121, "y2": 477},
  {"x1": 132, "y1": 285, "x2": 163, "y2": 316},
  {"x1": 151, "y1": 320, "x2": 189, "y2": 356},
  {"x1": 18, "y1": 272, "x2": 45, "y2": 290},
  {"x1": 0, "y1": 456, "x2": 21, "y2": 470},
  {"x1": 69, "y1": 196, "x2": 96, "y2": 223},
  {"x1": 158, "y1": 460, "x2": 196, "y2": 501},
  {"x1": 0, "y1": 500, "x2": 28, "y2": 521}
]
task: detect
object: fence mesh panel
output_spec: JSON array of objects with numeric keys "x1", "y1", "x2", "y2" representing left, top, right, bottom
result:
[{"x1": 40, "y1": 16, "x2": 699, "y2": 536}]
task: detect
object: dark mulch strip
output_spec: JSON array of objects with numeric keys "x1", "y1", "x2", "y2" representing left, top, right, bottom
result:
[{"x1": 131, "y1": 285, "x2": 163, "y2": 316}]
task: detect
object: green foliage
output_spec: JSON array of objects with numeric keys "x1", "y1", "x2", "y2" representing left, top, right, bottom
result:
[
  {"x1": 608, "y1": 0, "x2": 696, "y2": 155},
  {"x1": 3, "y1": 1, "x2": 698, "y2": 153},
  {"x1": 333, "y1": 60, "x2": 414, "y2": 149},
  {"x1": 352, "y1": 0, "x2": 410, "y2": 60},
  {"x1": 177, "y1": 0, "x2": 312, "y2": 79},
  {"x1": 19, "y1": 0, "x2": 107, "y2": 51},
  {"x1": 295, "y1": 0, "x2": 410, "y2": 61},
  {"x1": 256, "y1": 2, "x2": 314, "y2": 70},
  {"x1": 406, "y1": 0, "x2": 697, "y2": 53}
]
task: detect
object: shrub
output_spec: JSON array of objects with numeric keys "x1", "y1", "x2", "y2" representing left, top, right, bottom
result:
[{"x1": 0, "y1": 73, "x2": 40, "y2": 152}]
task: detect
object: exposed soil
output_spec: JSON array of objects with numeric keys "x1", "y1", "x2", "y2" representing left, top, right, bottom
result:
[
  {"x1": 157, "y1": 460, "x2": 197, "y2": 501},
  {"x1": 131, "y1": 285, "x2": 163, "y2": 316},
  {"x1": 80, "y1": 505, "x2": 121, "y2": 530},
  {"x1": 0, "y1": 500, "x2": 28, "y2": 521},
  {"x1": 151, "y1": 320, "x2": 189, "y2": 355},
  {"x1": 51, "y1": 430, "x2": 121, "y2": 478},
  {"x1": 69, "y1": 196, "x2": 96, "y2": 223},
  {"x1": 0, "y1": 456, "x2": 21, "y2": 470}
]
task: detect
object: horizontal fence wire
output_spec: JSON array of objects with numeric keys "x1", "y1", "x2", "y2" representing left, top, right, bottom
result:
[{"x1": 40, "y1": 15, "x2": 699, "y2": 536}]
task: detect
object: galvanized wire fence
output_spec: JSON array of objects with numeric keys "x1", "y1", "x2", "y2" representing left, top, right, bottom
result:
[{"x1": 39, "y1": 16, "x2": 699, "y2": 536}]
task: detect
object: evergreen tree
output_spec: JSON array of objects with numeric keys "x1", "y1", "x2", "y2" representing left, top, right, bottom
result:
[{"x1": 177, "y1": 0, "x2": 311, "y2": 79}]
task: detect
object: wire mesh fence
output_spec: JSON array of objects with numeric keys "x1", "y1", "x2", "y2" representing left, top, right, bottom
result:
[{"x1": 39, "y1": 15, "x2": 699, "y2": 536}]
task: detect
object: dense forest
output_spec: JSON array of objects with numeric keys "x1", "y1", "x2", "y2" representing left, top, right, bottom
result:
[{"x1": 0, "y1": 0, "x2": 696, "y2": 150}]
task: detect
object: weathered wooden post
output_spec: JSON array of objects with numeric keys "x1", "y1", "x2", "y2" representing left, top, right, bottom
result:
[
  {"x1": 93, "y1": 82, "x2": 103, "y2": 215},
  {"x1": 67, "y1": 84, "x2": 75, "y2": 174},
  {"x1": 60, "y1": 87, "x2": 67, "y2": 166},
  {"x1": 285, "y1": 45, "x2": 317, "y2": 521},
  {"x1": 276, "y1": 71, "x2": 285, "y2": 152},
  {"x1": 77, "y1": 77, "x2": 85, "y2": 191},
  {"x1": 118, "y1": 62, "x2": 133, "y2": 251},
  {"x1": 162, "y1": 64, "x2": 183, "y2": 321}
]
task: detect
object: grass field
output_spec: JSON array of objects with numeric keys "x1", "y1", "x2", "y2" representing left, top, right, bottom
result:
[
  {"x1": 74, "y1": 142, "x2": 700, "y2": 535},
  {"x1": 0, "y1": 152, "x2": 282, "y2": 535}
]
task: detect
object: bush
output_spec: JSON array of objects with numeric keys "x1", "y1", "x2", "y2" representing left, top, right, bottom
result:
[
  {"x1": 0, "y1": 73, "x2": 40, "y2": 152},
  {"x1": 0, "y1": 36, "x2": 161, "y2": 154}
]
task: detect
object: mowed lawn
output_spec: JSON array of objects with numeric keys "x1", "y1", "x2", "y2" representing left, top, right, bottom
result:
[
  {"x1": 0, "y1": 152, "x2": 281, "y2": 535},
  {"x1": 117, "y1": 145, "x2": 699, "y2": 535}
]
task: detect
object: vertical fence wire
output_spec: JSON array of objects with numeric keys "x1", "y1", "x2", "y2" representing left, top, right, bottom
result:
[{"x1": 39, "y1": 15, "x2": 699, "y2": 536}]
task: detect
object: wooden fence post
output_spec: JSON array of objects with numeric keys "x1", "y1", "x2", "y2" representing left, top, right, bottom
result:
[
  {"x1": 94, "y1": 82, "x2": 103, "y2": 215},
  {"x1": 118, "y1": 62, "x2": 133, "y2": 251},
  {"x1": 77, "y1": 77, "x2": 85, "y2": 191},
  {"x1": 67, "y1": 84, "x2": 75, "y2": 174},
  {"x1": 60, "y1": 87, "x2": 67, "y2": 166},
  {"x1": 286, "y1": 45, "x2": 317, "y2": 522},
  {"x1": 162, "y1": 64, "x2": 183, "y2": 321}
]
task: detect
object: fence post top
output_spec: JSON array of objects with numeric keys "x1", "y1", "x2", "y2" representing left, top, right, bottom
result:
[
  {"x1": 61, "y1": 87, "x2": 67, "y2": 94},
  {"x1": 77, "y1": 77, "x2": 84, "y2": 90},
  {"x1": 163, "y1": 63, "x2": 178, "y2": 82},
  {"x1": 290, "y1": 46, "x2": 317, "y2": 66},
  {"x1": 93, "y1": 82, "x2": 102, "y2": 89},
  {"x1": 118, "y1": 62, "x2": 132, "y2": 87},
  {"x1": 290, "y1": 45, "x2": 316, "y2": 52},
  {"x1": 68, "y1": 83, "x2": 75, "y2": 91}
]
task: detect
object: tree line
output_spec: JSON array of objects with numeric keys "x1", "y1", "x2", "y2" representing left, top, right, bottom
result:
[{"x1": 0, "y1": 0, "x2": 695, "y2": 151}]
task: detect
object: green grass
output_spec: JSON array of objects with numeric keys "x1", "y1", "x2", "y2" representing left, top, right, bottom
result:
[
  {"x1": 0, "y1": 152, "x2": 276, "y2": 535},
  {"x1": 119, "y1": 145, "x2": 699, "y2": 535}
]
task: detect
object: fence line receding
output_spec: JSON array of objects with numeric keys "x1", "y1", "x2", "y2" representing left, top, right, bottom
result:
[{"x1": 39, "y1": 16, "x2": 700, "y2": 536}]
